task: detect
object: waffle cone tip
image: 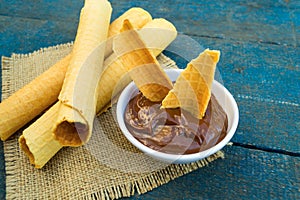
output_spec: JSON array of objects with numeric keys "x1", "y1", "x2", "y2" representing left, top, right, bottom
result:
[
  {"x1": 204, "y1": 49, "x2": 220, "y2": 63},
  {"x1": 162, "y1": 49, "x2": 220, "y2": 119},
  {"x1": 121, "y1": 19, "x2": 134, "y2": 32}
]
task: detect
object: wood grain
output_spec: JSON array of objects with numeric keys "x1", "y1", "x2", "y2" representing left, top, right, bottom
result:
[
  {"x1": 0, "y1": 0, "x2": 299, "y2": 199},
  {"x1": 129, "y1": 146, "x2": 300, "y2": 199}
]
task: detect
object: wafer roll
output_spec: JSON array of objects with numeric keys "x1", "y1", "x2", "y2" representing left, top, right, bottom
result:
[
  {"x1": 19, "y1": 103, "x2": 61, "y2": 168},
  {"x1": 113, "y1": 19, "x2": 173, "y2": 102},
  {"x1": 0, "y1": 7, "x2": 152, "y2": 141},
  {"x1": 105, "y1": 7, "x2": 152, "y2": 58},
  {"x1": 162, "y1": 49, "x2": 220, "y2": 119},
  {"x1": 109, "y1": 7, "x2": 152, "y2": 37},
  {"x1": 97, "y1": 18, "x2": 177, "y2": 113},
  {"x1": 51, "y1": 0, "x2": 112, "y2": 146},
  {"x1": 0, "y1": 55, "x2": 70, "y2": 141}
]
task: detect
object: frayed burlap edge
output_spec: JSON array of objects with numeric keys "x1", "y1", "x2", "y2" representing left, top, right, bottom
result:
[
  {"x1": 1, "y1": 56, "x2": 12, "y2": 100},
  {"x1": 83, "y1": 151, "x2": 224, "y2": 200},
  {"x1": 1, "y1": 43, "x2": 73, "y2": 200}
]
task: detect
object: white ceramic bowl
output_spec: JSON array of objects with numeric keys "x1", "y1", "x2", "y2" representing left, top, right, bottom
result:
[{"x1": 117, "y1": 69, "x2": 239, "y2": 164}]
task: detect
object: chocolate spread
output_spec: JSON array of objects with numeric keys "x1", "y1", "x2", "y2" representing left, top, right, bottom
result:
[{"x1": 125, "y1": 92, "x2": 228, "y2": 154}]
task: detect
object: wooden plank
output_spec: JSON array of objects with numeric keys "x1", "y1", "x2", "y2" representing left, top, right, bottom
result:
[
  {"x1": 108, "y1": 0, "x2": 298, "y2": 46},
  {"x1": 0, "y1": 0, "x2": 298, "y2": 46},
  {"x1": 0, "y1": 0, "x2": 83, "y2": 21},
  {"x1": 0, "y1": 15, "x2": 77, "y2": 57},
  {"x1": 128, "y1": 146, "x2": 300, "y2": 199},
  {"x1": 235, "y1": 100, "x2": 300, "y2": 152},
  {"x1": 165, "y1": 36, "x2": 300, "y2": 153},
  {"x1": 287, "y1": 1, "x2": 300, "y2": 47},
  {"x1": 0, "y1": 0, "x2": 298, "y2": 57},
  {"x1": 190, "y1": 36, "x2": 299, "y2": 110}
]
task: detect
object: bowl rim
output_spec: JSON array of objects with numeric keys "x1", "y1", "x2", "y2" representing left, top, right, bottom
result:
[{"x1": 116, "y1": 68, "x2": 239, "y2": 163}]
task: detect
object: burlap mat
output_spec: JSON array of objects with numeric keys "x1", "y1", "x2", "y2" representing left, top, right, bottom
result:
[{"x1": 1, "y1": 43, "x2": 224, "y2": 200}]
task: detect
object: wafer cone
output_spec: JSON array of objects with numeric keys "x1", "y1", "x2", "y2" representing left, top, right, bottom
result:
[
  {"x1": 162, "y1": 49, "x2": 220, "y2": 119},
  {"x1": 97, "y1": 18, "x2": 177, "y2": 114},
  {"x1": 113, "y1": 20, "x2": 173, "y2": 102}
]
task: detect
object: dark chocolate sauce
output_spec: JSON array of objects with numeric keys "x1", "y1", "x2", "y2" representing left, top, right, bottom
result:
[{"x1": 125, "y1": 92, "x2": 228, "y2": 154}]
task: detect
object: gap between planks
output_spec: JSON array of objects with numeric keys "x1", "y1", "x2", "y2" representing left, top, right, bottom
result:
[{"x1": 232, "y1": 142, "x2": 300, "y2": 157}]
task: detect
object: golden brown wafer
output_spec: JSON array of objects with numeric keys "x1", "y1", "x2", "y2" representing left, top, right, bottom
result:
[
  {"x1": 162, "y1": 49, "x2": 220, "y2": 119},
  {"x1": 113, "y1": 19, "x2": 173, "y2": 102}
]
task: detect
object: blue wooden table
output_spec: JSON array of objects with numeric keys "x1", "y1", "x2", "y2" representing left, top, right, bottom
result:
[{"x1": 0, "y1": 0, "x2": 299, "y2": 199}]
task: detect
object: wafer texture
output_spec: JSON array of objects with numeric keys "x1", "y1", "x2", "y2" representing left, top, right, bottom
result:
[
  {"x1": 0, "y1": 7, "x2": 152, "y2": 142},
  {"x1": 108, "y1": 7, "x2": 152, "y2": 37},
  {"x1": 113, "y1": 20, "x2": 173, "y2": 102},
  {"x1": 96, "y1": 18, "x2": 177, "y2": 114},
  {"x1": 138, "y1": 18, "x2": 177, "y2": 56},
  {"x1": 162, "y1": 49, "x2": 220, "y2": 119},
  {"x1": 19, "y1": 103, "x2": 62, "y2": 168},
  {"x1": 52, "y1": 0, "x2": 112, "y2": 146},
  {"x1": 105, "y1": 7, "x2": 152, "y2": 58},
  {"x1": 18, "y1": 7, "x2": 157, "y2": 168},
  {"x1": 0, "y1": 54, "x2": 71, "y2": 141}
]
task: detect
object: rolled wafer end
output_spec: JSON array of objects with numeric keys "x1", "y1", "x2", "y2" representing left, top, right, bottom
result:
[
  {"x1": 139, "y1": 18, "x2": 177, "y2": 56},
  {"x1": 19, "y1": 131, "x2": 62, "y2": 169},
  {"x1": 18, "y1": 102, "x2": 63, "y2": 168},
  {"x1": 108, "y1": 7, "x2": 152, "y2": 37},
  {"x1": 205, "y1": 50, "x2": 220, "y2": 63},
  {"x1": 19, "y1": 136, "x2": 35, "y2": 166},
  {"x1": 54, "y1": 121, "x2": 88, "y2": 147}
]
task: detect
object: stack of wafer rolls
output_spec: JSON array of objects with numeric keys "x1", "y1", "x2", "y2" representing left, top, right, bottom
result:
[
  {"x1": 0, "y1": 6, "x2": 152, "y2": 141},
  {"x1": 0, "y1": 1, "x2": 177, "y2": 168}
]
